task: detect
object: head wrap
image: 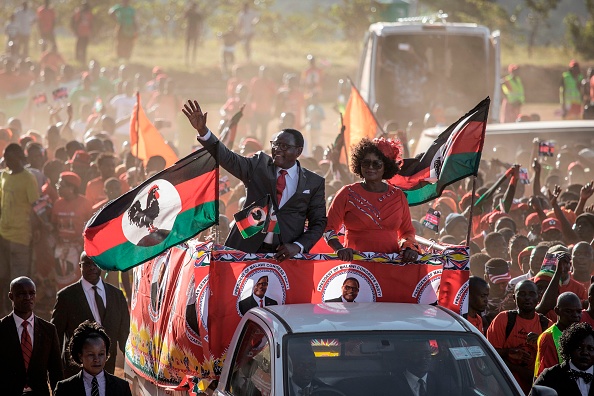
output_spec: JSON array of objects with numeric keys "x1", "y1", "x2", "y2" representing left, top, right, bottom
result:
[
  {"x1": 59, "y1": 171, "x2": 81, "y2": 188},
  {"x1": 433, "y1": 197, "x2": 458, "y2": 214},
  {"x1": 372, "y1": 137, "x2": 403, "y2": 165},
  {"x1": 533, "y1": 269, "x2": 554, "y2": 283},
  {"x1": 517, "y1": 246, "x2": 534, "y2": 265}
]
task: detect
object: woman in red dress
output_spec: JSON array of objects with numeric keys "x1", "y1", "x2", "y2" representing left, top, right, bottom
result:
[{"x1": 324, "y1": 137, "x2": 420, "y2": 261}]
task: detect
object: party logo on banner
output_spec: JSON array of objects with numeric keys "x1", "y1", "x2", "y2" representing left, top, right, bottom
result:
[
  {"x1": 149, "y1": 250, "x2": 171, "y2": 321},
  {"x1": 317, "y1": 264, "x2": 382, "y2": 302},
  {"x1": 412, "y1": 269, "x2": 441, "y2": 304},
  {"x1": 184, "y1": 274, "x2": 201, "y2": 346},
  {"x1": 234, "y1": 262, "x2": 289, "y2": 316},
  {"x1": 131, "y1": 265, "x2": 142, "y2": 310}
]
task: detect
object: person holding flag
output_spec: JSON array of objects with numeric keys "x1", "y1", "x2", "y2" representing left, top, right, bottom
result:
[
  {"x1": 183, "y1": 99, "x2": 327, "y2": 261},
  {"x1": 323, "y1": 137, "x2": 420, "y2": 261}
]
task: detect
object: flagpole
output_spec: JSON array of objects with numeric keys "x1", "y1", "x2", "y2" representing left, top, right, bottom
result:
[
  {"x1": 135, "y1": 91, "x2": 141, "y2": 182},
  {"x1": 466, "y1": 176, "x2": 477, "y2": 246},
  {"x1": 339, "y1": 112, "x2": 349, "y2": 170},
  {"x1": 346, "y1": 76, "x2": 386, "y2": 137}
]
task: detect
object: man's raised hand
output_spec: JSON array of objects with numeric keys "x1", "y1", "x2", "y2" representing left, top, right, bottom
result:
[{"x1": 182, "y1": 100, "x2": 209, "y2": 136}]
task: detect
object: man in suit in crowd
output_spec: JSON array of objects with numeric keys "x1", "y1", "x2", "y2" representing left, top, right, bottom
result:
[
  {"x1": 325, "y1": 277, "x2": 359, "y2": 303},
  {"x1": 183, "y1": 99, "x2": 327, "y2": 260},
  {"x1": 239, "y1": 275, "x2": 278, "y2": 315},
  {"x1": 0, "y1": 276, "x2": 63, "y2": 396},
  {"x1": 391, "y1": 339, "x2": 460, "y2": 395},
  {"x1": 287, "y1": 339, "x2": 329, "y2": 396},
  {"x1": 51, "y1": 252, "x2": 130, "y2": 377}
]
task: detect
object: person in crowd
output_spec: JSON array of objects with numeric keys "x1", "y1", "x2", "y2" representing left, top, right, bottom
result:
[
  {"x1": 0, "y1": 143, "x2": 39, "y2": 312},
  {"x1": 470, "y1": 252, "x2": 491, "y2": 278},
  {"x1": 249, "y1": 65, "x2": 276, "y2": 142},
  {"x1": 533, "y1": 322, "x2": 594, "y2": 396},
  {"x1": 486, "y1": 280, "x2": 552, "y2": 394},
  {"x1": 324, "y1": 137, "x2": 420, "y2": 261},
  {"x1": 276, "y1": 74, "x2": 305, "y2": 129},
  {"x1": 219, "y1": 27, "x2": 239, "y2": 80},
  {"x1": 51, "y1": 252, "x2": 130, "y2": 377},
  {"x1": 583, "y1": 284, "x2": 594, "y2": 328},
  {"x1": 54, "y1": 320, "x2": 132, "y2": 395},
  {"x1": 535, "y1": 292, "x2": 583, "y2": 377},
  {"x1": 484, "y1": 258, "x2": 512, "y2": 324},
  {"x1": 572, "y1": 241, "x2": 594, "y2": 291},
  {"x1": 561, "y1": 60, "x2": 584, "y2": 120},
  {"x1": 500, "y1": 64, "x2": 525, "y2": 123},
  {"x1": 0, "y1": 276, "x2": 63, "y2": 396},
  {"x1": 52, "y1": 171, "x2": 94, "y2": 291},
  {"x1": 86, "y1": 153, "x2": 129, "y2": 206},
  {"x1": 71, "y1": 1, "x2": 94, "y2": 64},
  {"x1": 36, "y1": 0, "x2": 56, "y2": 52},
  {"x1": 236, "y1": 2, "x2": 258, "y2": 60},
  {"x1": 484, "y1": 232, "x2": 509, "y2": 260},
  {"x1": 14, "y1": 1, "x2": 36, "y2": 58},
  {"x1": 325, "y1": 277, "x2": 360, "y2": 303},
  {"x1": 508, "y1": 234, "x2": 530, "y2": 279},
  {"x1": 109, "y1": 0, "x2": 137, "y2": 61},
  {"x1": 184, "y1": 2, "x2": 204, "y2": 66},
  {"x1": 465, "y1": 276, "x2": 490, "y2": 334},
  {"x1": 238, "y1": 275, "x2": 278, "y2": 315},
  {"x1": 184, "y1": 99, "x2": 327, "y2": 260}
]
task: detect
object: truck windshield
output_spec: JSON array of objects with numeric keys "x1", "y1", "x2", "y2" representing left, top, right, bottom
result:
[
  {"x1": 375, "y1": 33, "x2": 489, "y2": 125},
  {"x1": 284, "y1": 332, "x2": 518, "y2": 396}
]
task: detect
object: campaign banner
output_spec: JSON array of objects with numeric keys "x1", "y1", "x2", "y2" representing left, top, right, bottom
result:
[{"x1": 126, "y1": 243, "x2": 469, "y2": 387}]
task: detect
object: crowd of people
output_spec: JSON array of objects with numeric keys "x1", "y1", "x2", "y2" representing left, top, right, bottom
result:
[{"x1": 2, "y1": 3, "x2": 594, "y2": 396}]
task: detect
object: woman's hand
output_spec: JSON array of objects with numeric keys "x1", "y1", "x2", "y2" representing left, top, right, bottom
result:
[
  {"x1": 336, "y1": 247, "x2": 359, "y2": 261},
  {"x1": 182, "y1": 100, "x2": 209, "y2": 136},
  {"x1": 401, "y1": 247, "x2": 419, "y2": 263}
]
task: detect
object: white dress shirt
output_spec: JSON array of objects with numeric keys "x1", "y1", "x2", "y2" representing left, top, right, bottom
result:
[
  {"x1": 13, "y1": 313, "x2": 35, "y2": 347},
  {"x1": 81, "y1": 278, "x2": 107, "y2": 324},
  {"x1": 569, "y1": 361, "x2": 593, "y2": 396},
  {"x1": 404, "y1": 370, "x2": 428, "y2": 396},
  {"x1": 83, "y1": 369, "x2": 106, "y2": 396}
]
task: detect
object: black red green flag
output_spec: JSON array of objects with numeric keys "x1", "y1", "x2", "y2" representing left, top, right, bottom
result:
[
  {"x1": 390, "y1": 97, "x2": 490, "y2": 206},
  {"x1": 234, "y1": 195, "x2": 271, "y2": 239},
  {"x1": 83, "y1": 147, "x2": 218, "y2": 271}
]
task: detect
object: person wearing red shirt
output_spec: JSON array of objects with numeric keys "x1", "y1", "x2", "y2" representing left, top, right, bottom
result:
[
  {"x1": 571, "y1": 241, "x2": 593, "y2": 292},
  {"x1": 486, "y1": 280, "x2": 552, "y2": 394},
  {"x1": 466, "y1": 276, "x2": 489, "y2": 334},
  {"x1": 85, "y1": 153, "x2": 129, "y2": 206},
  {"x1": 52, "y1": 172, "x2": 93, "y2": 291},
  {"x1": 249, "y1": 65, "x2": 276, "y2": 141},
  {"x1": 70, "y1": 2, "x2": 93, "y2": 64},
  {"x1": 535, "y1": 292, "x2": 583, "y2": 377},
  {"x1": 37, "y1": 0, "x2": 56, "y2": 51}
]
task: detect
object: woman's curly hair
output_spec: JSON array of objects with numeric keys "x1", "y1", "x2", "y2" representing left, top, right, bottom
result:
[
  {"x1": 68, "y1": 320, "x2": 112, "y2": 366},
  {"x1": 350, "y1": 138, "x2": 400, "y2": 179},
  {"x1": 560, "y1": 322, "x2": 594, "y2": 362}
]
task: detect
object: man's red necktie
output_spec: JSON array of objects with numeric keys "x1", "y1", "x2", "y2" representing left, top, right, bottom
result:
[
  {"x1": 21, "y1": 321, "x2": 32, "y2": 371},
  {"x1": 276, "y1": 169, "x2": 288, "y2": 206},
  {"x1": 259, "y1": 299, "x2": 264, "y2": 307}
]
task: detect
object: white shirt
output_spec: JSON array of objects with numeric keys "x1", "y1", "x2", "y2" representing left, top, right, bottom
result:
[
  {"x1": 404, "y1": 370, "x2": 428, "y2": 396},
  {"x1": 83, "y1": 369, "x2": 106, "y2": 396},
  {"x1": 81, "y1": 278, "x2": 107, "y2": 324},
  {"x1": 109, "y1": 94, "x2": 136, "y2": 134},
  {"x1": 252, "y1": 293, "x2": 266, "y2": 307},
  {"x1": 341, "y1": 296, "x2": 355, "y2": 303},
  {"x1": 13, "y1": 313, "x2": 35, "y2": 347},
  {"x1": 569, "y1": 361, "x2": 593, "y2": 396}
]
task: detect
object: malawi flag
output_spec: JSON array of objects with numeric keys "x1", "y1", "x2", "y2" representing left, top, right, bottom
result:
[
  {"x1": 83, "y1": 147, "x2": 218, "y2": 271},
  {"x1": 130, "y1": 92, "x2": 179, "y2": 168},
  {"x1": 219, "y1": 105, "x2": 244, "y2": 150},
  {"x1": 234, "y1": 194, "x2": 273, "y2": 239},
  {"x1": 390, "y1": 97, "x2": 490, "y2": 206}
]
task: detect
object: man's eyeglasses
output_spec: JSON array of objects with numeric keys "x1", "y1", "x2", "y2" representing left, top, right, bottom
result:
[
  {"x1": 256, "y1": 282, "x2": 269, "y2": 287},
  {"x1": 343, "y1": 285, "x2": 359, "y2": 292},
  {"x1": 361, "y1": 159, "x2": 384, "y2": 169},
  {"x1": 270, "y1": 141, "x2": 299, "y2": 151}
]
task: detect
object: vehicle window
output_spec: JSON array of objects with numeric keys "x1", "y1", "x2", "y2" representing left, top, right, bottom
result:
[
  {"x1": 228, "y1": 321, "x2": 271, "y2": 396},
  {"x1": 285, "y1": 332, "x2": 518, "y2": 396}
]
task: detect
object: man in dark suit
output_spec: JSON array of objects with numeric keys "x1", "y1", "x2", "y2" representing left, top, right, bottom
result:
[
  {"x1": 287, "y1": 339, "x2": 329, "y2": 396},
  {"x1": 391, "y1": 340, "x2": 460, "y2": 395},
  {"x1": 239, "y1": 275, "x2": 278, "y2": 315},
  {"x1": 325, "y1": 277, "x2": 359, "y2": 303},
  {"x1": 183, "y1": 100, "x2": 327, "y2": 261},
  {"x1": 0, "y1": 276, "x2": 63, "y2": 396},
  {"x1": 51, "y1": 252, "x2": 130, "y2": 378}
]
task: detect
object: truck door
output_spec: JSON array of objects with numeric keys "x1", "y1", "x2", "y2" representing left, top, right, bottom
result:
[{"x1": 490, "y1": 30, "x2": 501, "y2": 123}]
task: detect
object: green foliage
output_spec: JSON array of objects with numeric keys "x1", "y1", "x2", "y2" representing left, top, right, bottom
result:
[
  {"x1": 419, "y1": 0, "x2": 512, "y2": 33},
  {"x1": 328, "y1": 0, "x2": 387, "y2": 42},
  {"x1": 564, "y1": 1, "x2": 594, "y2": 58}
]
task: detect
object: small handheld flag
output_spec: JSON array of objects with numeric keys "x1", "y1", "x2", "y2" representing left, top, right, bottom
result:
[{"x1": 234, "y1": 195, "x2": 279, "y2": 239}]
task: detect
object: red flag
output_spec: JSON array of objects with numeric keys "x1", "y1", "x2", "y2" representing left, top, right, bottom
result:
[{"x1": 130, "y1": 92, "x2": 179, "y2": 168}]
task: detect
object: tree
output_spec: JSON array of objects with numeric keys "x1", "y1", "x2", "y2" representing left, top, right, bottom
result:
[
  {"x1": 328, "y1": 0, "x2": 387, "y2": 43},
  {"x1": 524, "y1": 0, "x2": 560, "y2": 57},
  {"x1": 565, "y1": 0, "x2": 594, "y2": 58}
]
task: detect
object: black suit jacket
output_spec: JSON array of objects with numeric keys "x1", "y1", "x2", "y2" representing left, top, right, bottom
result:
[
  {"x1": 391, "y1": 370, "x2": 460, "y2": 396},
  {"x1": 51, "y1": 280, "x2": 130, "y2": 377},
  {"x1": 54, "y1": 370, "x2": 132, "y2": 396},
  {"x1": 0, "y1": 314, "x2": 63, "y2": 396},
  {"x1": 324, "y1": 297, "x2": 344, "y2": 303},
  {"x1": 239, "y1": 295, "x2": 278, "y2": 315},
  {"x1": 200, "y1": 133, "x2": 327, "y2": 253},
  {"x1": 533, "y1": 361, "x2": 594, "y2": 396}
]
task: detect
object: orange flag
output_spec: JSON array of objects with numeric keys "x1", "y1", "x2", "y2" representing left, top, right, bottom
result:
[
  {"x1": 343, "y1": 85, "x2": 379, "y2": 158},
  {"x1": 130, "y1": 93, "x2": 179, "y2": 168}
]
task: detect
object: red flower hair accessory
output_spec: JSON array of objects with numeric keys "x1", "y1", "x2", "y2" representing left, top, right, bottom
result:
[{"x1": 373, "y1": 137, "x2": 403, "y2": 165}]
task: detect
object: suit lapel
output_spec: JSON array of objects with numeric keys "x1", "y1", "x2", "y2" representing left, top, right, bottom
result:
[
  {"x1": 30, "y1": 316, "x2": 43, "y2": 371},
  {"x1": 76, "y1": 281, "x2": 95, "y2": 319},
  {"x1": 6, "y1": 315, "x2": 25, "y2": 369},
  {"x1": 75, "y1": 371, "x2": 85, "y2": 394},
  {"x1": 105, "y1": 371, "x2": 118, "y2": 394}
]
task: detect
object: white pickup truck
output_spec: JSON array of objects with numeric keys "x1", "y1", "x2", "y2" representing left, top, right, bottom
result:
[{"x1": 213, "y1": 303, "x2": 523, "y2": 396}]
